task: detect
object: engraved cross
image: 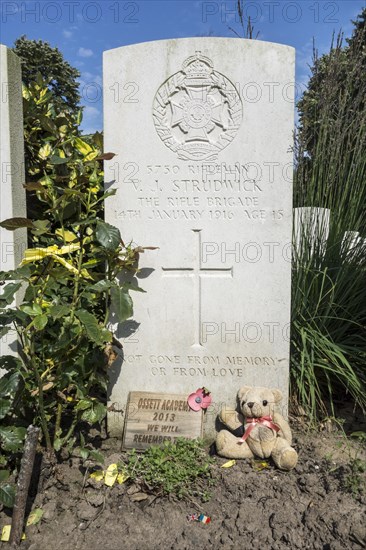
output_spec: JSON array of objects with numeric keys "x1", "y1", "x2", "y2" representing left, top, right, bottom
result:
[{"x1": 162, "y1": 229, "x2": 233, "y2": 347}]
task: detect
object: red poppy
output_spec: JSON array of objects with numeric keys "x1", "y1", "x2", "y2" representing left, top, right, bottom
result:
[{"x1": 188, "y1": 387, "x2": 212, "y2": 411}]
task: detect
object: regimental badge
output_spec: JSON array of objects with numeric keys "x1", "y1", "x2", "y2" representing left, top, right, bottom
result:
[{"x1": 153, "y1": 51, "x2": 243, "y2": 161}]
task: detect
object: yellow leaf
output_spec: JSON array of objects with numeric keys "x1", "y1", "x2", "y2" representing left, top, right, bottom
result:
[
  {"x1": 251, "y1": 459, "x2": 270, "y2": 471},
  {"x1": 26, "y1": 508, "x2": 43, "y2": 526},
  {"x1": 57, "y1": 243, "x2": 81, "y2": 255},
  {"x1": 221, "y1": 460, "x2": 236, "y2": 468},
  {"x1": 39, "y1": 175, "x2": 53, "y2": 186},
  {"x1": 80, "y1": 268, "x2": 92, "y2": 280},
  {"x1": 74, "y1": 137, "x2": 93, "y2": 156},
  {"x1": 117, "y1": 471, "x2": 129, "y2": 484},
  {"x1": 84, "y1": 150, "x2": 99, "y2": 162},
  {"x1": 50, "y1": 255, "x2": 79, "y2": 275},
  {"x1": 20, "y1": 243, "x2": 80, "y2": 265},
  {"x1": 1, "y1": 526, "x2": 26, "y2": 542},
  {"x1": 90, "y1": 470, "x2": 105, "y2": 482},
  {"x1": 39, "y1": 88, "x2": 48, "y2": 100},
  {"x1": 22, "y1": 84, "x2": 30, "y2": 100},
  {"x1": 21, "y1": 250, "x2": 46, "y2": 264},
  {"x1": 39, "y1": 143, "x2": 52, "y2": 160},
  {"x1": 104, "y1": 463, "x2": 118, "y2": 487},
  {"x1": 55, "y1": 229, "x2": 78, "y2": 243}
]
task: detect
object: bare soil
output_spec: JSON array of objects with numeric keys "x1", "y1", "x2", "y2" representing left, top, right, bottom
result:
[{"x1": 1, "y1": 427, "x2": 365, "y2": 550}]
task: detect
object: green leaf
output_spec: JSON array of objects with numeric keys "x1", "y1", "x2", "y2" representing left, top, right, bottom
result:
[
  {"x1": 0, "y1": 282, "x2": 22, "y2": 305},
  {"x1": 71, "y1": 217, "x2": 97, "y2": 227},
  {"x1": 76, "y1": 110, "x2": 83, "y2": 125},
  {"x1": 0, "y1": 426, "x2": 26, "y2": 452},
  {"x1": 31, "y1": 219, "x2": 51, "y2": 236},
  {"x1": 95, "y1": 221, "x2": 121, "y2": 250},
  {"x1": 75, "y1": 310, "x2": 111, "y2": 345},
  {"x1": 49, "y1": 155, "x2": 69, "y2": 165},
  {"x1": 92, "y1": 189, "x2": 117, "y2": 204},
  {"x1": 80, "y1": 448, "x2": 90, "y2": 460},
  {"x1": 0, "y1": 356, "x2": 23, "y2": 372},
  {"x1": 0, "y1": 372, "x2": 20, "y2": 397},
  {"x1": 0, "y1": 483, "x2": 15, "y2": 508},
  {"x1": 33, "y1": 314, "x2": 48, "y2": 331},
  {"x1": 81, "y1": 402, "x2": 106, "y2": 425},
  {"x1": 89, "y1": 450, "x2": 104, "y2": 463},
  {"x1": 39, "y1": 114, "x2": 57, "y2": 133},
  {"x1": 91, "y1": 280, "x2": 115, "y2": 292},
  {"x1": 0, "y1": 217, "x2": 34, "y2": 230},
  {"x1": 0, "y1": 270, "x2": 15, "y2": 282},
  {"x1": 53, "y1": 438, "x2": 62, "y2": 452},
  {"x1": 0, "y1": 399, "x2": 12, "y2": 420},
  {"x1": 111, "y1": 287, "x2": 133, "y2": 322},
  {"x1": 0, "y1": 470, "x2": 10, "y2": 482},
  {"x1": 122, "y1": 282, "x2": 146, "y2": 293},
  {"x1": 350, "y1": 431, "x2": 366, "y2": 440},
  {"x1": 75, "y1": 399, "x2": 91, "y2": 412},
  {"x1": 14, "y1": 265, "x2": 32, "y2": 278},
  {"x1": 49, "y1": 304, "x2": 70, "y2": 319},
  {"x1": 21, "y1": 303, "x2": 43, "y2": 316}
]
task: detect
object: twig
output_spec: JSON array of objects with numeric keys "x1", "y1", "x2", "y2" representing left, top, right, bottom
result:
[{"x1": 9, "y1": 425, "x2": 40, "y2": 547}]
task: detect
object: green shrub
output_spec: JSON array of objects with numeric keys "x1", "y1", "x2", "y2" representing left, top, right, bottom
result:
[
  {"x1": 0, "y1": 75, "x2": 143, "y2": 454},
  {"x1": 292, "y1": 22, "x2": 366, "y2": 418}
]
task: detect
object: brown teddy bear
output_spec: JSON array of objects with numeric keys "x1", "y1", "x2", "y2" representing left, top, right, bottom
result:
[{"x1": 216, "y1": 386, "x2": 298, "y2": 471}]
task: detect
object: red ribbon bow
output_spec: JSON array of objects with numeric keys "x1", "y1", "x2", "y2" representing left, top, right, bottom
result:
[{"x1": 240, "y1": 415, "x2": 280, "y2": 443}]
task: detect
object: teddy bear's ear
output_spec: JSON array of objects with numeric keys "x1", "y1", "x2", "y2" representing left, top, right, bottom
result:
[
  {"x1": 272, "y1": 389, "x2": 283, "y2": 403},
  {"x1": 237, "y1": 386, "x2": 251, "y2": 401}
]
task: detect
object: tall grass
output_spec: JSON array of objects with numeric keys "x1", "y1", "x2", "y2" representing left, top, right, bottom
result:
[{"x1": 291, "y1": 29, "x2": 366, "y2": 419}]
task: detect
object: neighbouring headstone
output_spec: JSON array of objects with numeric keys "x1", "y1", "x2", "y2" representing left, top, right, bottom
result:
[
  {"x1": 293, "y1": 207, "x2": 330, "y2": 265},
  {"x1": 341, "y1": 231, "x2": 364, "y2": 261},
  {"x1": 0, "y1": 45, "x2": 27, "y2": 364},
  {"x1": 104, "y1": 38, "x2": 295, "y2": 438},
  {"x1": 123, "y1": 391, "x2": 203, "y2": 450}
]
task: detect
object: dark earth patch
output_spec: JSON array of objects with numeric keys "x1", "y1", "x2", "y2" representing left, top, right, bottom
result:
[{"x1": 1, "y1": 431, "x2": 365, "y2": 550}]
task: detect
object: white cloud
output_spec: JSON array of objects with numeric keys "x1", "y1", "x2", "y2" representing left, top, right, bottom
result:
[
  {"x1": 83, "y1": 106, "x2": 100, "y2": 118},
  {"x1": 78, "y1": 47, "x2": 94, "y2": 58},
  {"x1": 78, "y1": 71, "x2": 103, "y2": 100},
  {"x1": 63, "y1": 30, "x2": 72, "y2": 39}
]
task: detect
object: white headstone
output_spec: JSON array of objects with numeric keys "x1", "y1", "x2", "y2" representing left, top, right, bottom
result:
[
  {"x1": 341, "y1": 230, "x2": 366, "y2": 266},
  {"x1": 104, "y1": 38, "x2": 295, "y2": 437},
  {"x1": 293, "y1": 207, "x2": 330, "y2": 265},
  {"x1": 0, "y1": 45, "x2": 27, "y2": 362}
]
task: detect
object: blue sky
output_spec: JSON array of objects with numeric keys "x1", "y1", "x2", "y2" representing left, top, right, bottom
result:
[{"x1": 1, "y1": 0, "x2": 365, "y2": 133}]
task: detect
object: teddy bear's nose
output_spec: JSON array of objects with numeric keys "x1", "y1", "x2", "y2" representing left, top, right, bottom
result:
[{"x1": 247, "y1": 402, "x2": 254, "y2": 408}]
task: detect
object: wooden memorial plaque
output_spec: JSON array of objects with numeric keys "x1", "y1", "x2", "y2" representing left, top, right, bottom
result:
[{"x1": 123, "y1": 391, "x2": 203, "y2": 450}]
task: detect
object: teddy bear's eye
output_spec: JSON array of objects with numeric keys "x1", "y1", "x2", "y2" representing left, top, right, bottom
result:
[{"x1": 262, "y1": 400, "x2": 268, "y2": 406}]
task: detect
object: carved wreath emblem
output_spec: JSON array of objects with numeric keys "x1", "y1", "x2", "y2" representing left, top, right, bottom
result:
[{"x1": 153, "y1": 51, "x2": 243, "y2": 161}]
